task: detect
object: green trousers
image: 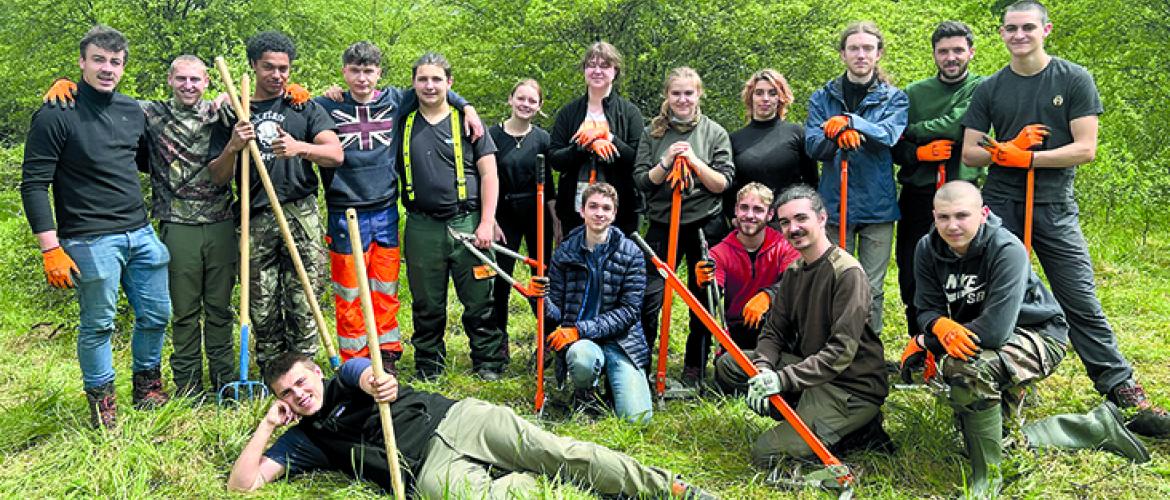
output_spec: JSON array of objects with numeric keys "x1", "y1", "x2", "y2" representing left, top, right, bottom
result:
[
  {"x1": 159, "y1": 219, "x2": 237, "y2": 394},
  {"x1": 715, "y1": 351, "x2": 880, "y2": 467},
  {"x1": 416, "y1": 398, "x2": 675, "y2": 499},
  {"x1": 403, "y1": 212, "x2": 506, "y2": 375}
]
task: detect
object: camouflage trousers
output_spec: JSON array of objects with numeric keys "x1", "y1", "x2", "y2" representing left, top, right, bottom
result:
[
  {"x1": 941, "y1": 328, "x2": 1067, "y2": 416},
  {"x1": 249, "y1": 195, "x2": 328, "y2": 368}
]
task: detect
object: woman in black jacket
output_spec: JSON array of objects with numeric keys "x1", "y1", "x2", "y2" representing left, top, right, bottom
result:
[
  {"x1": 547, "y1": 41, "x2": 645, "y2": 238},
  {"x1": 487, "y1": 79, "x2": 555, "y2": 343}
]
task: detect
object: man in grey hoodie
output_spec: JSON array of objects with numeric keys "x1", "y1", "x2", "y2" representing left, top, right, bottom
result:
[{"x1": 903, "y1": 181, "x2": 1148, "y2": 498}]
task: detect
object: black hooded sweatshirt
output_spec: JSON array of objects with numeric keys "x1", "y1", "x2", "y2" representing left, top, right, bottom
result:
[{"x1": 913, "y1": 212, "x2": 1068, "y2": 351}]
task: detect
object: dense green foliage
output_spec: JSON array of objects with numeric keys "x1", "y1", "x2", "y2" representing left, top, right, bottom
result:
[{"x1": 0, "y1": 0, "x2": 1166, "y2": 227}]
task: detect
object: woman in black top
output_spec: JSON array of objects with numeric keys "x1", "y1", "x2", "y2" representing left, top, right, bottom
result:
[
  {"x1": 726, "y1": 69, "x2": 818, "y2": 224},
  {"x1": 487, "y1": 79, "x2": 555, "y2": 340},
  {"x1": 547, "y1": 41, "x2": 644, "y2": 237}
]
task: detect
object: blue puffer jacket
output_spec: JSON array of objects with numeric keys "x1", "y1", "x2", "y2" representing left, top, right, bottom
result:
[
  {"x1": 545, "y1": 225, "x2": 649, "y2": 371},
  {"x1": 804, "y1": 76, "x2": 909, "y2": 224}
]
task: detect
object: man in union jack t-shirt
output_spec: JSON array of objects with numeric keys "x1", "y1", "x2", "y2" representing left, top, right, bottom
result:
[{"x1": 314, "y1": 41, "x2": 480, "y2": 368}]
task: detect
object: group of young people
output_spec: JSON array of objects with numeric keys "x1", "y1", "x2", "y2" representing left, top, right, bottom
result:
[{"x1": 21, "y1": 0, "x2": 1166, "y2": 497}]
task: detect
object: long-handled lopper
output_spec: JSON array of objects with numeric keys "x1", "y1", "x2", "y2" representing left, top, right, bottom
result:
[
  {"x1": 695, "y1": 229, "x2": 726, "y2": 391},
  {"x1": 534, "y1": 154, "x2": 548, "y2": 415},
  {"x1": 447, "y1": 227, "x2": 546, "y2": 300},
  {"x1": 219, "y1": 74, "x2": 268, "y2": 403},
  {"x1": 345, "y1": 209, "x2": 406, "y2": 500},
  {"x1": 632, "y1": 232, "x2": 856, "y2": 495},
  {"x1": 978, "y1": 134, "x2": 1036, "y2": 255},
  {"x1": 215, "y1": 57, "x2": 341, "y2": 371},
  {"x1": 654, "y1": 156, "x2": 694, "y2": 405}
]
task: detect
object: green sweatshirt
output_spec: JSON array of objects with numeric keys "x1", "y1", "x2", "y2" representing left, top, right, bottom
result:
[
  {"x1": 893, "y1": 74, "x2": 984, "y2": 189},
  {"x1": 632, "y1": 115, "x2": 734, "y2": 225}
]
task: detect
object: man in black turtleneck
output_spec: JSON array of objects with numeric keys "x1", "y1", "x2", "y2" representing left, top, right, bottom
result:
[
  {"x1": 892, "y1": 21, "x2": 985, "y2": 344},
  {"x1": 20, "y1": 25, "x2": 171, "y2": 428}
]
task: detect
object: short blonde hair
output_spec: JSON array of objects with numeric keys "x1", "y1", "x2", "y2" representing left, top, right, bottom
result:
[{"x1": 736, "y1": 182, "x2": 775, "y2": 207}]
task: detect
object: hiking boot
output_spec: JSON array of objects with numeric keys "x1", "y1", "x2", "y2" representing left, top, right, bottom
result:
[
  {"x1": 1107, "y1": 380, "x2": 1170, "y2": 437},
  {"x1": 572, "y1": 387, "x2": 607, "y2": 416},
  {"x1": 132, "y1": 368, "x2": 170, "y2": 409},
  {"x1": 476, "y1": 367, "x2": 502, "y2": 382},
  {"x1": 380, "y1": 349, "x2": 401, "y2": 376},
  {"x1": 85, "y1": 382, "x2": 117, "y2": 429},
  {"x1": 831, "y1": 413, "x2": 895, "y2": 455},
  {"x1": 671, "y1": 477, "x2": 717, "y2": 499},
  {"x1": 681, "y1": 366, "x2": 703, "y2": 389},
  {"x1": 1023, "y1": 401, "x2": 1150, "y2": 463},
  {"x1": 957, "y1": 406, "x2": 1003, "y2": 498}
]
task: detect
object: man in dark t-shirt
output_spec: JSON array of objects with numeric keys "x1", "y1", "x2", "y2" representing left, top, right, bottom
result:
[
  {"x1": 396, "y1": 53, "x2": 507, "y2": 381},
  {"x1": 20, "y1": 25, "x2": 171, "y2": 428},
  {"x1": 960, "y1": 0, "x2": 1169, "y2": 437},
  {"x1": 208, "y1": 31, "x2": 343, "y2": 369},
  {"x1": 226, "y1": 352, "x2": 712, "y2": 498}
]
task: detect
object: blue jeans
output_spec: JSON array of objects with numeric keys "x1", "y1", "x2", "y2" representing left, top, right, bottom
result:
[
  {"x1": 565, "y1": 340, "x2": 653, "y2": 423},
  {"x1": 63, "y1": 224, "x2": 171, "y2": 389}
]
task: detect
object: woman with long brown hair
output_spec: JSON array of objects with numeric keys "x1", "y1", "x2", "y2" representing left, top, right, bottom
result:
[{"x1": 633, "y1": 67, "x2": 734, "y2": 386}]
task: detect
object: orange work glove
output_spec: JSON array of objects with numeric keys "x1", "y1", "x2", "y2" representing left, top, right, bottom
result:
[
  {"x1": 519, "y1": 276, "x2": 549, "y2": 298},
  {"x1": 590, "y1": 138, "x2": 618, "y2": 162},
  {"x1": 572, "y1": 125, "x2": 610, "y2": 148},
  {"x1": 548, "y1": 326, "x2": 580, "y2": 351},
  {"x1": 899, "y1": 336, "x2": 938, "y2": 384},
  {"x1": 42, "y1": 246, "x2": 80, "y2": 289},
  {"x1": 665, "y1": 156, "x2": 695, "y2": 191},
  {"x1": 822, "y1": 115, "x2": 850, "y2": 139},
  {"x1": 931, "y1": 317, "x2": 981, "y2": 361},
  {"x1": 742, "y1": 291, "x2": 772, "y2": 329},
  {"x1": 916, "y1": 139, "x2": 953, "y2": 162},
  {"x1": 979, "y1": 136, "x2": 1033, "y2": 169},
  {"x1": 836, "y1": 129, "x2": 863, "y2": 150},
  {"x1": 694, "y1": 259, "x2": 716, "y2": 287},
  {"x1": 283, "y1": 82, "x2": 311, "y2": 110},
  {"x1": 1011, "y1": 123, "x2": 1050, "y2": 150},
  {"x1": 43, "y1": 78, "x2": 78, "y2": 109}
]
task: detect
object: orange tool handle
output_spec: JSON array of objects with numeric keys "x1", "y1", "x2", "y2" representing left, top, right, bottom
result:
[
  {"x1": 838, "y1": 154, "x2": 849, "y2": 249},
  {"x1": 535, "y1": 154, "x2": 547, "y2": 411},
  {"x1": 1024, "y1": 167, "x2": 1034, "y2": 255},
  {"x1": 631, "y1": 233, "x2": 853, "y2": 487}
]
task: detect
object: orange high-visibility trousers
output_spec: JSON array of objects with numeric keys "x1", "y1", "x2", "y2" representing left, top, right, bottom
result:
[{"x1": 331, "y1": 244, "x2": 402, "y2": 360}]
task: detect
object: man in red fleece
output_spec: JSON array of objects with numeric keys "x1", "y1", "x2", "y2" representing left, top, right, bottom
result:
[{"x1": 695, "y1": 183, "x2": 798, "y2": 393}]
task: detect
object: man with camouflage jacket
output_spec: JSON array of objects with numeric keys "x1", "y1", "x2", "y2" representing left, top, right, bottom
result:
[{"x1": 143, "y1": 55, "x2": 239, "y2": 398}]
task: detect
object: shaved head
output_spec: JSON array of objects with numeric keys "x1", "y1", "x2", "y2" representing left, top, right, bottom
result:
[
  {"x1": 934, "y1": 180, "x2": 983, "y2": 208},
  {"x1": 932, "y1": 181, "x2": 989, "y2": 255}
]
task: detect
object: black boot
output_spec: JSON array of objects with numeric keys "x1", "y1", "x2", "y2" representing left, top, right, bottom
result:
[
  {"x1": 85, "y1": 382, "x2": 117, "y2": 429},
  {"x1": 1108, "y1": 380, "x2": 1170, "y2": 438},
  {"x1": 132, "y1": 368, "x2": 171, "y2": 409}
]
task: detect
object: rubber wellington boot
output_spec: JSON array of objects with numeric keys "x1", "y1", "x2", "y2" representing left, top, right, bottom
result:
[
  {"x1": 958, "y1": 406, "x2": 1003, "y2": 498},
  {"x1": 1022, "y1": 401, "x2": 1151, "y2": 463}
]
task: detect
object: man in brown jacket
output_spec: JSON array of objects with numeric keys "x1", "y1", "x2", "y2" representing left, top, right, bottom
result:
[{"x1": 715, "y1": 184, "x2": 888, "y2": 468}]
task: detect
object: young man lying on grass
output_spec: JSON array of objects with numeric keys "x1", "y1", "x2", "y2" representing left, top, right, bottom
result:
[{"x1": 228, "y1": 352, "x2": 714, "y2": 498}]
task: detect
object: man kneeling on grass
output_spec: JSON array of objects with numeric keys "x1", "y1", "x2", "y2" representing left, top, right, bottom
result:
[
  {"x1": 545, "y1": 183, "x2": 654, "y2": 423},
  {"x1": 904, "y1": 181, "x2": 1149, "y2": 497},
  {"x1": 228, "y1": 352, "x2": 713, "y2": 498}
]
